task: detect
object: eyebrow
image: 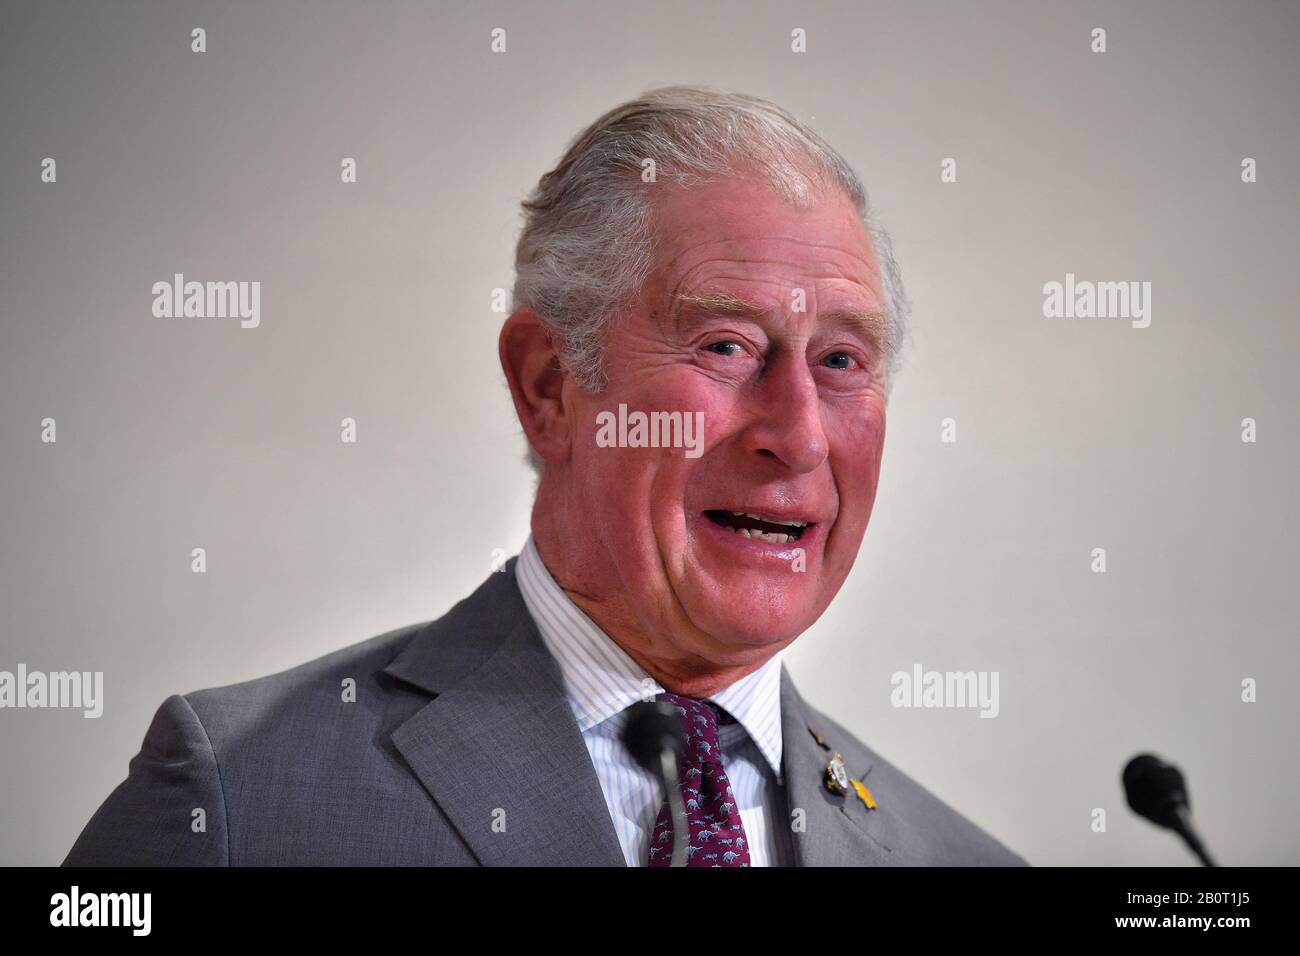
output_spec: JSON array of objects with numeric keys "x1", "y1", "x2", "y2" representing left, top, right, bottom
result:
[{"x1": 668, "y1": 289, "x2": 891, "y2": 355}]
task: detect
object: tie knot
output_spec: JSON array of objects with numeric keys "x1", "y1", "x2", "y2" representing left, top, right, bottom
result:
[{"x1": 655, "y1": 692, "x2": 726, "y2": 753}]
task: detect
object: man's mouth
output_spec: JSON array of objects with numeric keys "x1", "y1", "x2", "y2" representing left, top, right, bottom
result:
[{"x1": 703, "y1": 509, "x2": 811, "y2": 545}]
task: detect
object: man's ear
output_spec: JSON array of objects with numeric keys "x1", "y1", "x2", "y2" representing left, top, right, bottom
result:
[{"x1": 499, "y1": 309, "x2": 571, "y2": 465}]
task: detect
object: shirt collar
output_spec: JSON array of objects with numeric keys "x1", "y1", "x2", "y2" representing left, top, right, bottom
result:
[{"x1": 515, "y1": 534, "x2": 785, "y2": 782}]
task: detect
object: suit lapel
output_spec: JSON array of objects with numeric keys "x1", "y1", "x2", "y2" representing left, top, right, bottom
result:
[
  {"x1": 384, "y1": 563, "x2": 626, "y2": 866},
  {"x1": 780, "y1": 665, "x2": 904, "y2": 866}
]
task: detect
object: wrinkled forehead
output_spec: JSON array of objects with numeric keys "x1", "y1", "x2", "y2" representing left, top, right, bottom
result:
[
  {"x1": 642, "y1": 175, "x2": 885, "y2": 331},
  {"x1": 645, "y1": 174, "x2": 879, "y2": 290}
]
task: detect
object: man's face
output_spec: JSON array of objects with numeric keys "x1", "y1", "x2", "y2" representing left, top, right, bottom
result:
[{"x1": 559, "y1": 173, "x2": 889, "y2": 668}]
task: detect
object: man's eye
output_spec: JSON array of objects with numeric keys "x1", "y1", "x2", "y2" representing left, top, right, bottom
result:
[
  {"x1": 705, "y1": 340, "x2": 745, "y2": 357},
  {"x1": 822, "y1": 351, "x2": 855, "y2": 370}
]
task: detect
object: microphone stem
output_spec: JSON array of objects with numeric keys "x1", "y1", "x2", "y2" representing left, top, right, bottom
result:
[
  {"x1": 1173, "y1": 805, "x2": 1217, "y2": 867},
  {"x1": 658, "y1": 749, "x2": 688, "y2": 867}
]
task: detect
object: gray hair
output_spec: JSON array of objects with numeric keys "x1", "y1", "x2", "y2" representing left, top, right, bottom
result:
[{"x1": 510, "y1": 85, "x2": 911, "y2": 470}]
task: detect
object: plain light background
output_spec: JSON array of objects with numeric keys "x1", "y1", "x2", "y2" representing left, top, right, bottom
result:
[{"x1": 1, "y1": 0, "x2": 1296, "y2": 866}]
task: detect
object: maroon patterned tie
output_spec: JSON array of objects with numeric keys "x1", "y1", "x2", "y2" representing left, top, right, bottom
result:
[{"x1": 646, "y1": 692, "x2": 751, "y2": 867}]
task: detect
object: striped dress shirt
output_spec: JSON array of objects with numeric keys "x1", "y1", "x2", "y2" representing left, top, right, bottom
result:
[{"x1": 515, "y1": 535, "x2": 792, "y2": 866}]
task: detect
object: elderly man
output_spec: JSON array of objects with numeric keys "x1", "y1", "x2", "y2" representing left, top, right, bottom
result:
[{"x1": 64, "y1": 86, "x2": 1026, "y2": 867}]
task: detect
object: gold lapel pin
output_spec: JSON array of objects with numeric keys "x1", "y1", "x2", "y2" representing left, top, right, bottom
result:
[
  {"x1": 823, "y1": 751, "x2": 850, "y2": 796},
  {"x1": 810, "y1": 727, "x2": 878, "y2": 810}
]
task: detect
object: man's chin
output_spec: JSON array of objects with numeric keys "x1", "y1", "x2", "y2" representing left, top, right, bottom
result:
[{"x1": 682, "y1": 593, "x2": 823, "y2": 651}]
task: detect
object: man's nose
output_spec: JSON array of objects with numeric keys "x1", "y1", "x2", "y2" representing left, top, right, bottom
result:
[{"x1": 742, "y1": 354, "x2": 829, "y2": 474}]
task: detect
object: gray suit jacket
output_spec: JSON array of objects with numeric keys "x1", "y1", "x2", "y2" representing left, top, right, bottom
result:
[{"x1": 63, "y1": 559, "x2": 1027, "y2": 866}]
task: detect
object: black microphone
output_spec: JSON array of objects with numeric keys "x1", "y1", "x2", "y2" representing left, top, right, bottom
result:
[
  {"x1": 1122, "y1": 753, "x2": 1217, "y2": 866},
  {"x1": 622, "y1": 700, "x2": 688, "y2": 866}
]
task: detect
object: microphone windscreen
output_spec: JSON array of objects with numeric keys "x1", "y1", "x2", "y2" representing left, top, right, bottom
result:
[
  {"x1": 622, "y1": 700, "x2": 686, "y2": 772},
  {"x1": 1123, "y1": 752, "x2": 1190, "y2": 829}
]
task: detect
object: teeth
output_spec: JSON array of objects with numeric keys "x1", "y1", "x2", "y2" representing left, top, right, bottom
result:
[
  {"x1": 729, "y1": 526, "x2": 791, "y2": 544},
  {"x1": 728, "y1": 510, "x2": 808, "y2": 528}
]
